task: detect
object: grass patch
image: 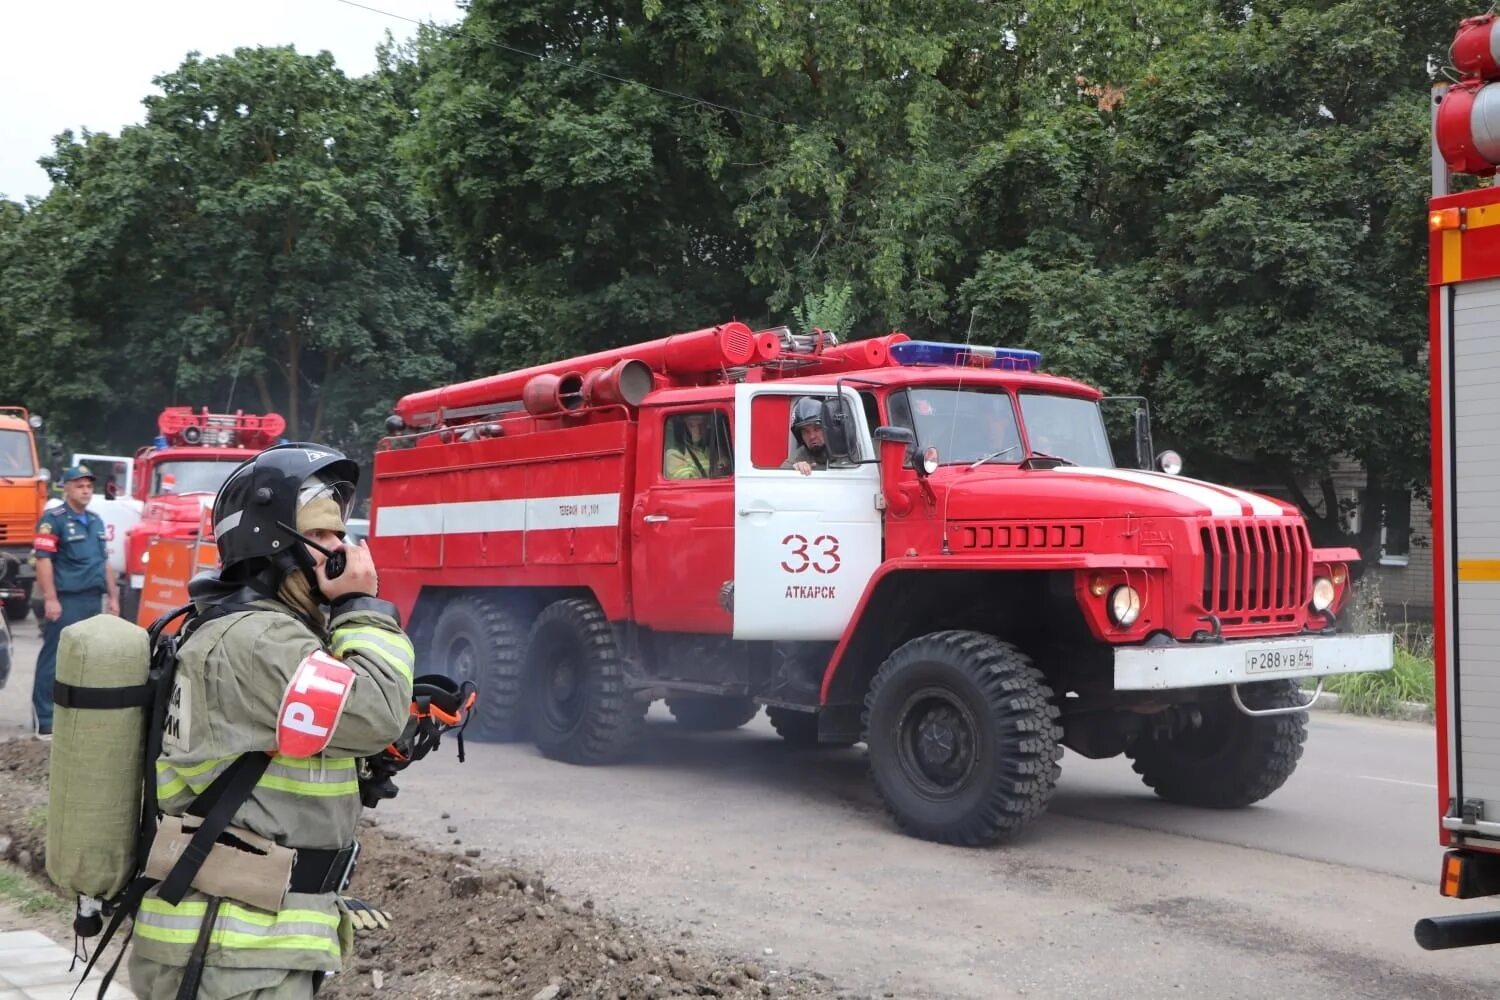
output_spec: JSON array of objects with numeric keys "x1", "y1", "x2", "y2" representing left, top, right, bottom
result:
[
  {"x1": 1299, "y1": 573, "x2": 1435, "y2": 719},
  {"x1": 1318, "y1": 647, "x2": 1435, "y2": 717},
  {"x1": 0, "y1": 863, "x2": 67, "y2": 916},
  {"x1": 25, "y1": 807, "x2": 45, "y2": 830}
]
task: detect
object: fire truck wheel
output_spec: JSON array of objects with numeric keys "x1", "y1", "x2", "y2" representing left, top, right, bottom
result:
[
  {"x1": 525, "y1": 598, "x2": 646, "y2": 764},
  {"x1": 429, "y1": 595, "x2": 529, "y2": 741},
  {"x1": 665, "y1": 696, "x2": 759, "y2": 731},
  {"x1": 766, "y1": 707, "x2": 856, "y2": 748},
  {"x1": 2, "y1": 596, "x2": 27, "y2": 622},
  {"x1": 862, "y1": 631, "x2": 1061, "y2": 846},
  {"x1": 1126, "y1": 680, "x2": 1308, "y2": 808}
]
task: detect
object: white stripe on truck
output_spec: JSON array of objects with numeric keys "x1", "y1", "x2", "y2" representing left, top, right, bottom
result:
[{"x1": 374, "y1": 493, "x2": 620, "y2": 537}]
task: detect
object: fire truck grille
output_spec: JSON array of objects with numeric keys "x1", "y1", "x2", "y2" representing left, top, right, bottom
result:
[
  {"x1": 958, "y1": 523, "x2": 1086, "y2": 551},
  {"x1": 1200, "y1": 521, "x2": 1310, "y2": 618}
]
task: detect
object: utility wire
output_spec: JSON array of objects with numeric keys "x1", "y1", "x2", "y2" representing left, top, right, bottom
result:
[{"x1": 332, "y1": 0, "x2": 791, "y2": 129}]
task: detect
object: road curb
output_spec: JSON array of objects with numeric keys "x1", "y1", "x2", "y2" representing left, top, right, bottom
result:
[{"x1": 1304, "y1": 689, "x2": 1434, "y2": 724}]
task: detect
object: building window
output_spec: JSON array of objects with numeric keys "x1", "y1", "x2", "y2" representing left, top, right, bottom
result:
[{"x1": 1378, "y1": 491, "x2": 1412, "y2": 568}]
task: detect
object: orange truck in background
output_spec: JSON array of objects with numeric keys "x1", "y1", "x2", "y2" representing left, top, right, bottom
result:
[{"x1": 0, "y1": 407, "x2": 49, "y2": 622}]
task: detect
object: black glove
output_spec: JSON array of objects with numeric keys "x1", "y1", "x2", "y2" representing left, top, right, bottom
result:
[
  {"x1": 356, "y1": 674, "x2": 477, "y2": 809},
  {"x1": 357, "y1": 755, "x2": 403, "y2": 809}
]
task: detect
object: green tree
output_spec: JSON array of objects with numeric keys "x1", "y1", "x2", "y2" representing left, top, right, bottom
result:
[
  {"x1": 0, "y1": 46, "x2": 457, "y2": 461},
  {"x1": 963, "y1": 0, "x2": 1465, "y2": 555}
]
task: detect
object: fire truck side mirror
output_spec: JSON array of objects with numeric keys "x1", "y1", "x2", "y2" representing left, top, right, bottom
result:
[
  {"x1": 819, "y1": 398, "x2": 864, "y2": 463},
  {"x1": 874, "y1": 426, "x2": 918, "y2": 515},
  {"x1": 1133, "y1": 407, "x2": 1154, "y2": 471}
]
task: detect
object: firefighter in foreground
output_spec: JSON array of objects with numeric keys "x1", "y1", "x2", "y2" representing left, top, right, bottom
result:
[{"x1": 128, "y1": 445, "x2": 415, "y2": 999}]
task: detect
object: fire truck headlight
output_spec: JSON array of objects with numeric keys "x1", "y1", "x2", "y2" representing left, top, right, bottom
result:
[
  {"x1": 921, "y1": 447, "x2": 940, "y2": 475},
  {"x1": 140, "y1": 551, "x2": 150, "y2": 566},
  {"x1": 1108, "y1": 585, "x2": 1142, "y2": 626},
  {"x1": 1156, "y1": 450, "x2": 1183, "y2": 476},
  {"x1": 1311, "y1": 576, "x2": 1336, "y2": 612}
]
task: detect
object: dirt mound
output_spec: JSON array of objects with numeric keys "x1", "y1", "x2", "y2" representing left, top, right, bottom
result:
[{"x1": 0, "y1": 739, "x2": 841, "y2": 999}]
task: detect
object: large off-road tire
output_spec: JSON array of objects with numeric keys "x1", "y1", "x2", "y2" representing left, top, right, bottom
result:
[
  {"x1": 863, "y1": 631, "x2": 1061, "y2": 846},
  {"x1": 3, "y1": 596, "x2": 27, "y2": 623},
  {"x1": 526, "y1": 598, "x2": 646, "y2": 764},
  {"x1": 766, "y1": 707, "x2": 857, "y2": 748},
  {"x1": 1126, "y1": 679, "x2": 1307, "y2": 808},
  {"x1": 666, "y1": 696, "x2": 759, "y2": 731},
  {"x1": 429, "y1": 595, "x2": 529, "y2": 741}
]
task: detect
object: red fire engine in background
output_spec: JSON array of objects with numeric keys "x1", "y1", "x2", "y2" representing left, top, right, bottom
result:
[
  {"x1": 367, "y1": 320, "x2": 1393, "y2": 846},
  {"x1": 1416, "y1": 11, "x2": 1500, "y2": 951},
  {"x1": 121, "y1": 407, "x2": 285, "y2": 624}
]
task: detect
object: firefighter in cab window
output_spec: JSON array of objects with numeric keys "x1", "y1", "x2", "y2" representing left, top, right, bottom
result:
[
  {"x1": 130, "y1": 445, "x2": 414, "y2": 999},
  {"x1": 664, "y1": 412, "x2": 730, "y2": 480},
  {"x1": 31, "y1": 464, "x2": 118, "y2": 738},
  {"x1": 783, "y1": 397, "x2": 830, "y2": 476}
]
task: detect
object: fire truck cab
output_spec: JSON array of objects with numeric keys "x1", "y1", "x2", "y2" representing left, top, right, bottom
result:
[
  {"x1": 371, "y1": 324, "x2": 1393, "y2": 846},
  {"x1": 0, "y1": 407, "x2": 48, "y2": 621},
  {"x1": 120, "y1": 408, "x2": 285, "y2": 623}
]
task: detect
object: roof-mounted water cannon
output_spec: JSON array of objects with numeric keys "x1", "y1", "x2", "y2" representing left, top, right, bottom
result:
[{"x1": 155, "y1": 407, "x2": 287, "y2": 450}]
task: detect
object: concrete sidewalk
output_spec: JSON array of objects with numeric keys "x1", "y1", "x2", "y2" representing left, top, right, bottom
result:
[{"x1": 0, "y1": 929, "x2": 134, "y2": 999}]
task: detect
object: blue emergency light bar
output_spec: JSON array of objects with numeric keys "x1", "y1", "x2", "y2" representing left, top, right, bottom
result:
[{"x1": 889, "y1": 340, "x2": 1043, "y2": 372}]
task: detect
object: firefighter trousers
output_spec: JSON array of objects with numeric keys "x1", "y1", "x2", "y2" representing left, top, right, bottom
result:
[
  {"x1": 32, "y1": 590, "x2": 102, "y2": 731},
  {"x1": 128, "y1": 956, "x2": 322, "y2": 1000}
]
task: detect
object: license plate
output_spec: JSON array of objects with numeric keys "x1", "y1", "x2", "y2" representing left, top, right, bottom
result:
[{"x1": 1245, "y1": 645, "x2": 1314, "y2": 674}]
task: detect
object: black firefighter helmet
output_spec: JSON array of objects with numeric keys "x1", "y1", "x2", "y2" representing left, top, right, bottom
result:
[
  {"x1": 212, "y1": 443, "x2": 359, "y2": 581},
  {"x1": 790, "y1": 396, "x2": 825, "y2": 448}
]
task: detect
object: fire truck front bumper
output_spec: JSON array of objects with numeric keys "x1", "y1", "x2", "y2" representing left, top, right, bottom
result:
[{"x1": 1113, "y1": 632, "x2": 1394, "y2": 691}]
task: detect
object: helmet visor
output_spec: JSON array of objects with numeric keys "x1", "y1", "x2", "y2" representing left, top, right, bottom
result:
[{"x1": 297, "y1": 474, "x2": 356, "y2": 536}]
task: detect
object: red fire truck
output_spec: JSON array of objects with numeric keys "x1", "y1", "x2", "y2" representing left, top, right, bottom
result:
[
  {"x1": 121, "y1": 407, "x2": 285, "y2": 624},
  {"x1": 368, "y1": 323, "x2": 1393, "y2": 845},
  {"x1": 1416, "y1": 12, "x2": 1500, "y2": 951}
]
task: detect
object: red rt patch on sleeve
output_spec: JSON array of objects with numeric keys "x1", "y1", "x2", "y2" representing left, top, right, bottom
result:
[{"x1": 276, "y1": 650, "x2": 356, "y2": 758}]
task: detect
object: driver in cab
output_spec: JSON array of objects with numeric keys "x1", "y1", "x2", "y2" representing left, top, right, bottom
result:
[{"x1": 782, "y1": 398, "x2": 830, "y2": 476}]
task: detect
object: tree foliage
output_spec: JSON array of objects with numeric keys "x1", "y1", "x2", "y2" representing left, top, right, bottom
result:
[{"x1": 0, "y1": 46, "x2": 456, "y2": 463}]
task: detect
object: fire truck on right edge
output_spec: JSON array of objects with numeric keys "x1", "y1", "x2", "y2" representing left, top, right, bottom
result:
[
  {"x1": 369, "y1": 318, "x2": 1393, "y2": 846},
  {"x1": 1416, "y1": 12, "x2": 1500, "y2": 952}
]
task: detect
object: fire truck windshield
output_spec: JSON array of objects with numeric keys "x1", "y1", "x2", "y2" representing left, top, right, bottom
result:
[
  {"x1": 889, "y1": 387, "x2": 1025, "y2": 466},
  {"x1": 0, "y1": 430, "x2": 35, "y2": 476},
  {"x1": 1018, "y1": 393, "x2": 1115, "y2": 468},
  {"x1": 152, "y1": 459, "x2": 241, "y2": 495}
]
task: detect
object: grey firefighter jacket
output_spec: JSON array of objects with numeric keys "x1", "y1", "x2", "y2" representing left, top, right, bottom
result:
[{"x1": 134, "y1": 594, "x2": 415, "y2": 972}]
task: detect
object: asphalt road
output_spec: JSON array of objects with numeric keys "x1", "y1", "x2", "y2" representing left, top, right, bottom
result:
[{"x1": 3, "y1": 623, "x2": 1495, "y2": 999}]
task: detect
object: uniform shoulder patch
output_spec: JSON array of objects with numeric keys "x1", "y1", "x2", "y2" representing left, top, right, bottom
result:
[
  {"x1": 37, "y1": 522, "x2": 53, "y2": 535},
  {"x1": 276, "y1": 650, "x2": 356, "y2": 758}
]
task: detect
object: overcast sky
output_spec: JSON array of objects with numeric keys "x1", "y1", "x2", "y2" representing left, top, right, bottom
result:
[{"x1": 0, "y1": 0, "x2": 459, "y2": 202}]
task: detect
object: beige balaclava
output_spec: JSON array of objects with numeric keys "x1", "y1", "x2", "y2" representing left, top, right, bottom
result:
[{"x1": 277, "y1": 492, "x2": 347, "y2": 628}]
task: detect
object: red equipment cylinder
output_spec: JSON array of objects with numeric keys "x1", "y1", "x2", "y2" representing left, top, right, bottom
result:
[
  {"x1": 1454, "y1": 14, "x2": 1500, "y2": 80},
  {"x1": 755, "y1": 332, "x2": 782, "y2": 361},
  {"x1": 581, "y1": 359, "x2": 654, "y2": 408},
  {"x1": 1438, "y1": 80, "x2": 1500, "y2": 176},
  {"x1": 791, "y1": 333, "x2": 911, "y2": 376},
  {"x1": 522, "y1": 371, "x2": 586, "y2": 416},
  {"x1": 395, "y1": 322, "x2": 758, "y2": 425}
]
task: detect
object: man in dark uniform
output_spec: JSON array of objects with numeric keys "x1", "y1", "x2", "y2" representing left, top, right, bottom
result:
[{"x1": 31, "y1": 465, "x2": 118, "y2": 738}]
